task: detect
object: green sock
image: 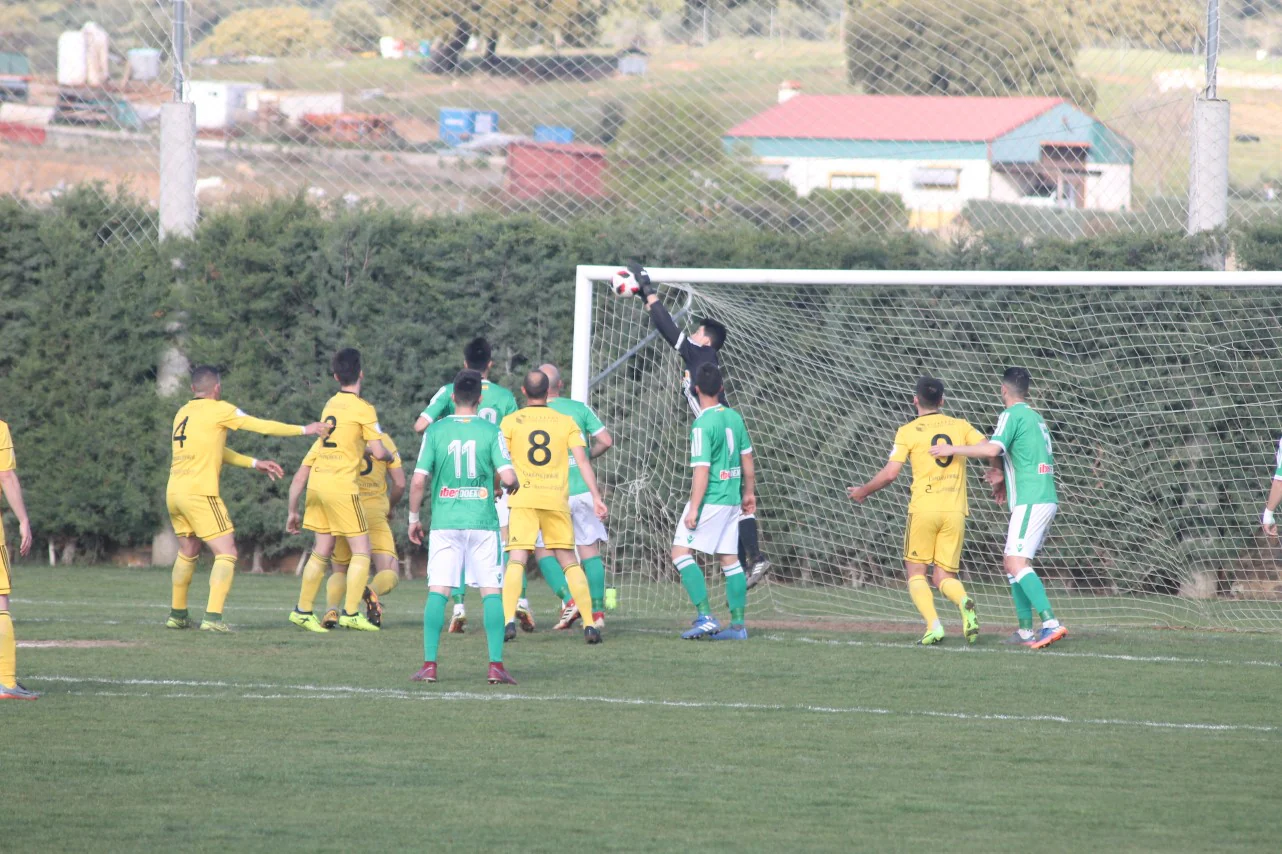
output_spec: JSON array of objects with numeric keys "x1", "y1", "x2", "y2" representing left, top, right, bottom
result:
[
  {"x1": 675, "y1": 555, "x2": 710, "y2": 615},
  {"x1": 169, "y1": 608, "x2": 188, "y2": 620},
  {"x1": 482, "y1": 593, "x2": 505, "y2": 663},
  {"x1": 1008, "y1": 575, "x2": 1034, "y2": 631},
  {"x1": 451, "y1": 583, "x2": 466, "y2": 606},
  {"x1": 582, "y1": 555, "x2": 606, "y2": 611},
  {"x1": 537, "y1": 555, "x2": 572, "y2": 602},
  {"x1": 1015, "y1": 570, "x2": 1054, "y2": 621},
  {"x1": 521, "y1": 568, "x2": 528, "y2": 598},
  {"x1": 423, "y1": 592, "x2": 448, "y2": 662},
  {"x1": 724, "y1": 563, "x2": 747, "y2": 625},
  {"x1": 204, "y1": 612, "x2": 222, "y2": 622}
]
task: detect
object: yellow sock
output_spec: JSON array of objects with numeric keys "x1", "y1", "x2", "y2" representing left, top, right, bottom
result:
[
  {"x1": 372, "y1": 568, "x2": 399, "y2": 596},
  {"x1": 205, "y1": 555, "x2": 236, "y2": 617},
  {"x1": 326, "y1": 571, "x2": 347, "y2": 610},
  {"x1": 344, "y1": 553, "x2": 371, "y2": 615},
  {"x1": 563, "y1": 564, "x2": 593, "y2": 620},
  {"x1": 907, "y1": 575, "x2": 939, "y2": 628},
  {"x1": 297, "y1": 552, "x2": 328, "y2": 612},
  {"x1": 0, "y1": 611, "x2": 15, "y2": 689},
  {"x1": 171, "y1": 553, "x2": 197, "y2": 611},
  {"x1": 502, "y1": 561, "x2": 525, "y2": 624},
  {"x1": 938, "y1": 575, "x2": 967, "y2": 606}
]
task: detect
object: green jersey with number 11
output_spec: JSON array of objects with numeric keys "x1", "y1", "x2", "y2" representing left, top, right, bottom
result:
[
  {"x1": 990, "y1": 402, "x2": 1057, "y2": 506},
  {"x1": 414, "y1": 415, "x2": 513, "y2": 530},
  {"x1": 690, "y1": 404, "x2": 752, "y2": 508}
]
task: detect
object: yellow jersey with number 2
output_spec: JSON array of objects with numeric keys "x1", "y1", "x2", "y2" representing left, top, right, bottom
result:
[
  {"x1": 501, "y1": 405, "x2": 586, "y2": 511},
  {"x1": 307, "y1": 392, "x2": 383, "y2": 494},
  {"x1": 890, "y1": 413, "x2": 986, "y2": 515}
]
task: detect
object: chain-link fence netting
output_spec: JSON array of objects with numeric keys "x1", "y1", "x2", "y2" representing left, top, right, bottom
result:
[{"x1": 1, "y1": 1, "x2": 1279, "y2": 245}]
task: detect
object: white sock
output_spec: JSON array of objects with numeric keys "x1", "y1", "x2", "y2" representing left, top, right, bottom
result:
[
  {"x1": 518, "y1": 597, "x2": 529, "y2": 609},
  {"x1": 930, "y1": 619, "x2": 942, "y2": 633},
  {"x1": 1018, "y1": 629, "x2": 1035, "y2": 640},
  {"x1": 1043, "y1": 618, "x2": 1061, "y2": 630},
  {"x1": 453, "y1": 603, "x2": 465, "y2": 616}
]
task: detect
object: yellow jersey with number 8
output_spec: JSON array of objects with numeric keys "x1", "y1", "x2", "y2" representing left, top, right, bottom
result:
[
  {"x1": 306, "y1": 392, "x2": 383, "y2": 494},
  {"x1": 501, "y1": 405, "x2": 586, "y2": 511},
  {"x1": 890, "y1": 413, "x2": 986, "y2": 515}
]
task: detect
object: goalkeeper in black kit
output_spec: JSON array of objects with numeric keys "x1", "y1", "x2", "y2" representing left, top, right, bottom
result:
[{"x1": 627, "y1": 262, "x2": 771, "y2": 588}]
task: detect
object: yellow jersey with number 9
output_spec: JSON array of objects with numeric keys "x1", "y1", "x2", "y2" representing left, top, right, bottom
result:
[
  {"x1": 890, "y1": 413, "x2": 986, "y2": 515},
  {"x1": 500, "y1": 405, "x2": 586, "y2": 511},
  {"x1": 307, "y1": 391, "x2": 383, "y2": 494}
]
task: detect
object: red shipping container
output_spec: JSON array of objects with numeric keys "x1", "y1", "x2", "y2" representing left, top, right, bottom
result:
[{"x1": 505, "y1": 141, "x2": 607, "y2": 199}]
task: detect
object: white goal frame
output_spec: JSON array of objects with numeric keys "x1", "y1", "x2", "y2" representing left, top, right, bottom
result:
[{"x1": 571, "y1": 268, "x2": 1282, "y2": 403}]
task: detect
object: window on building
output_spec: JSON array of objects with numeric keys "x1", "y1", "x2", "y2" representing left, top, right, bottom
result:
[
  {"x1": 829, "y1": 173, "x2": 878, "y2": 191},
  {"x1": 912, "y1": 167, "x2": 960, "y2": 190}
]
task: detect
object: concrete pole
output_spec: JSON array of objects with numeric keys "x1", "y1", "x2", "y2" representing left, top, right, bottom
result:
[
  {"x1": 1187, "y1": 0, "x2": 1230, "y2": 268},
  {"x1": 159, "y1": 0, "x2": 196, "y2": 240}
]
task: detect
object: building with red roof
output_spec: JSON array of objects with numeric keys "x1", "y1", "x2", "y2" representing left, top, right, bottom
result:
[{"x1": 724, "y1": 88, "x2": 1133, "y2": 229}]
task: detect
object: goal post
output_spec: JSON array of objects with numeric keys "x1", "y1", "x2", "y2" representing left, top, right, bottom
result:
[{"x1": 572, "y1": 266, "x2": 1282, "y2": 632}]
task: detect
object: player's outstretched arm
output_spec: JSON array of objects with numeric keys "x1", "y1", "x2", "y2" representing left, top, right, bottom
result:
[
  {"x1": 413, "y1": 414, "x2": 430, "y2": 434},
  {"x1": 571, "y1": 445, "x2": 608, "y2": 520},
  {"x1": 0, "y1": 468, "x2": 32, "y2": 557},
  {"x1": 225, "y1": 408, "x2": 328, "y2": 438},
  {"x1": 929, "y1": 440, "x2": 1003, "y2": 460},
  {"x1": 847, "y1": 461, "x2": 903, "y2": 504},
  {"x1": 407, "y1": 471, "x2": 429, "y2": 545},
  {"x1": 1263, "y1": 479, "x2": 1282, "y2": 537},
  {"x1": 366, "y1": 438, "x2": 394, "y2": 462}
]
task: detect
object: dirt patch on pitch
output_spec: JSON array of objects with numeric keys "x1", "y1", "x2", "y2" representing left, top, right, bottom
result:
[{"x1": 18, "y1": 640, "x2": 140, "y2": 649}]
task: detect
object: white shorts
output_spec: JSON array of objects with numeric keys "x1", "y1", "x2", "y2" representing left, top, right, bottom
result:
[
  {"x1": 535, "y1": 493, "x2": 608, "y2": 549},
  {"x1": 427, "y1": 529, "x2": 504, "y2": 589},
  {"x1": 673, "y1": 502, "x2": 740, "y2": 556},
  {"x1": 1005, "y1": 503, "x2": 1057, "y2": 559},
  {"x1": 496, "y1": 492, "x2": 510, "y2": 529}
]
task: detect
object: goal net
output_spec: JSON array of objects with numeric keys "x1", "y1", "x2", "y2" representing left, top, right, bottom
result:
[{"x1": 572, "y1": 267, "x2": 1282, "y2": 632}]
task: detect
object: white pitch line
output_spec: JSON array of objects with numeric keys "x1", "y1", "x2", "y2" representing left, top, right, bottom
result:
[{"x1": 31, "y1": 675, "x2": 1279, "y2": 734}]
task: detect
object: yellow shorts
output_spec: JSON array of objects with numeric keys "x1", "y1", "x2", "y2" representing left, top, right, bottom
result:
[
  {"x1": 168, "y1": 493, "x2": 234, "y2": 542},
  {"x1": 333, "y1": 507, "x2": 396, "y2": 563},
  {"x1": 903, "y1": 511, "x2": 966, "y2": 571},
  {"x1": 0, "y1": 544, "x2": 10, "y2": 596},
  {"x1": 508, "y1": 507, "x2": 573, "y2": 551},
  {"x1": 303, "y1": 490, "x2": 368, "y2": 539}
]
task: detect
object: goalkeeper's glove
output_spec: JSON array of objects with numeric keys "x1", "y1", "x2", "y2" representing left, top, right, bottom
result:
[{"x1": 627, "y1": 261, "x2": 655, "y2": 299}]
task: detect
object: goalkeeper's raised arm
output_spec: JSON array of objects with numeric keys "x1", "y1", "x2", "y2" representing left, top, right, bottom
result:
[{"x1": 629, "y1": 262, "x2": 728, "y2": 416}]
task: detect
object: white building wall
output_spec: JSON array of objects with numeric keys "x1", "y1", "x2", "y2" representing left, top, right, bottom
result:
[{"x1": 1086, "y1": 164, "x2": 1133, "y2": 211}]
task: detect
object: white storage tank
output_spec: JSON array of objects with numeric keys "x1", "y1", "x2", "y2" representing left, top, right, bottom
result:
[
  {"x1": 57, "y1": 29, "x2": 87, "y2": 86},
  {"x1": 127, "y1": 48, "x2": 161, "y2": 82},
  {"x1": 185, "y1": 80, "x2": 261, "y2": 130},
  {"x1": 83, "y1": 23, "x2": 110, "y2": 87}
]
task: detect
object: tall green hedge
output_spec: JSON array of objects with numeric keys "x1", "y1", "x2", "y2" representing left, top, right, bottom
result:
[{"x1": 1, "y1": 186, "x2": 1278, "y2": 565}]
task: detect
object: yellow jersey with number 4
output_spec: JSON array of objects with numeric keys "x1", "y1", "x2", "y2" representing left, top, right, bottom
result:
[
  {"x1": 890, "y1": 413, "x2": 986, "y2": 515},
  {"x1": 307, "y1": 391, "x2": 383, "y2": 494},
  {"x1": 501, "y1": 405, "x2": 586, "y2": 511},
  {"x1": 168, "y1": 398, "x2": 304, "y2": 496}
]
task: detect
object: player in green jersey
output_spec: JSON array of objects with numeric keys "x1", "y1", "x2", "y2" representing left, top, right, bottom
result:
[
  {"x1": 929, "y1": 367, "x2": 1067, "y2": 649},
  {"x1": 1259, "y1": 434, "x2": 1282, "y2": 537},
  {"x1": 414, "y1": 338, "x2": 524, "y2": 634},
  {"x1": 674, "y1": 364, "x2": 756, "y2": 641},
  {"x1": 533, "y1": 363, "x2": 614, "y2": 633},
  {"x1": 408, "y1": 370, "x2": 519, "y2": 684}
]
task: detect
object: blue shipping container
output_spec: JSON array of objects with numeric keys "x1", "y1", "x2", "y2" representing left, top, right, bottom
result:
[
  {"x1": 438, "y1": 107, "x2": 500, "y2": 146},
  {"x1": 534, "y1": 125, "x2": 575, "y2": 144}
]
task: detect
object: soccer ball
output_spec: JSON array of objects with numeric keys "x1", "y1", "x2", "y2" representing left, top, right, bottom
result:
[{"x1": 611, "y1": 268, "x2": 640, "y2": 297}]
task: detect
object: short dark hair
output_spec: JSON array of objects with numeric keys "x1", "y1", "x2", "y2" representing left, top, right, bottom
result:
[
  {"x1": 916, "y1": 376, "x2": 944, "y2": 408},
  {"x1": 698, "y1": 317, "x2": 727, "y2": 351},
  {"x1": 1002, "y1": 367, "x2": 1031, "y2": 397},
  {"x1": 453, "y1": 369, "x2": 483, "y2": 407},
  {"x1": 523, "y1": 369, "x2": 549, "y2": 400},
  {"x1": 464, "y1": 337, "x2": 492, "y2": 371},
  {"x1": 332, "y1": 348, "x2": 362, "y2": 385},
  {"x1": 694, "y1": 362, "x2": 723, "y2": 398},
  {"x1": 190, "y1": 365, "x2": 220, "y2": 391}
]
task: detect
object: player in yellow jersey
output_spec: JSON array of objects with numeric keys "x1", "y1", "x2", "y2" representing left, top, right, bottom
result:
[
  {"x1": 500, "y1": 370, "x2": 608, "y2": 645},
  {"x1": 286, "y1": 433, "x2": 405, "y2": 629},
  {"x1": 0, "y1": 417, "x2": 36, "y2": 699},
  {"x1": 166, "y1": 366, "x2": 329, "y2": 632},
  {"x1": 288, "y1": 348, "x2": 394, "y2": 633},
  {"x1": 847, "y1": 377, "x2": 985, "y2": 645}
]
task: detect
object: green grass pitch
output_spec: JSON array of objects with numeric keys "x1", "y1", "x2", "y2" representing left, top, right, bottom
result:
[{"x1": 5, "y1": 567, "x2": 1280, "y2": 852}]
